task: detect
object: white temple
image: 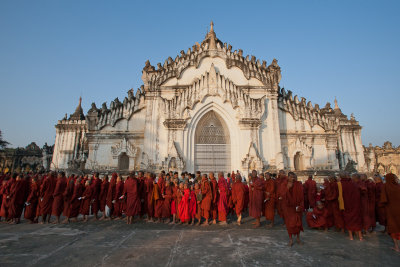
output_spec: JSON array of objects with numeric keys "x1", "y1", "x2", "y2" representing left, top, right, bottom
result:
[{"x1": 51, "y1": 22, "x2": 366, "y2": 175}]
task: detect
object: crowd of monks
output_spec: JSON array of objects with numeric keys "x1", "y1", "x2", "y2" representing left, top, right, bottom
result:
[{"x1": 0, "y1": 169, "x2": 399, "y2": 251}]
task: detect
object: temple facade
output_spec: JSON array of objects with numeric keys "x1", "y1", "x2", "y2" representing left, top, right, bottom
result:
[{"x1": 51, "y1": 22, "x2": 366, "y2": 175}]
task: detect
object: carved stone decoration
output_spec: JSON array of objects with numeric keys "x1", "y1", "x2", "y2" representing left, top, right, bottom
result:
[
  {"x1": 111, "y1": 138, "x2": 138, "y2": 159},
  {"x1": 165, "y1": 142, "x2": 185, "y2": 172},
  {"x1": 163, "y1": 119, "x2": 187, "y2": 129},
  {"x1": 242, "y1": 142, "x2": 264, "y2": 173}
]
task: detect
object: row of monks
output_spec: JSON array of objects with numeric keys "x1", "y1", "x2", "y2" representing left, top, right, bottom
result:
[{"x1": 0, "y1": 169, "x2": 399, "y2": 249}]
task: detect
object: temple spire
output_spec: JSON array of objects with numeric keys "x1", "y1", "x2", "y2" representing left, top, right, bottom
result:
[
  {"x1": 69, "y1": 96, "x2": 85, "y2": 120},
  {"x1": 210, "y1": 20, "x2": 214, "y2": 33},
  {"x1": 334, "y1": 96, "x2": 339, "y2": 110}
]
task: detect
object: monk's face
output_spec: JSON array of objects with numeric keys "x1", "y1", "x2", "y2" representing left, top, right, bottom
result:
[
  {"x1": 179, "y1": 183, "x2": 184, "y2": 189},
  {"x1": 288, "y1": 175, "x2": 295, "y2": 183},
  {"x1": 251, "y1": 170, "x2": 257, "y2": 178},
  {"x1": 184, "y1": 184, "x2": 188, "y2": 190},
  {"x1": 317, "y1": 203, "x2": 324, "y2": 210}
]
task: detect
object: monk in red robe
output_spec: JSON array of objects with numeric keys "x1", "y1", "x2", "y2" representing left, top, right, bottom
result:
[
  {"x1": 24, "y1": 176, "x2": 39, "y2": 223},
  {"x1": 90, "y1": 173, "x2": 101, "y2": 220},
  {"x1": 113, "y1": 174, "x2": 124, "y2": 220},
  {"x1": 303, "y1": 175, "x2": 317, "y2": 210},
  {"x1": 200, "y1": 174, "x2": 212, "y2": 226},
  {"x1": 324, "y1": 176, "x2": 336, "y2": 229},
  {"x1": 51, "y1": 172, "x2": 67, "y2": 223},
  {"x1": 217, "y1": 173, "x2": 229, "y2": 225},
  {"x1": 0, "y1": 177, "x2": 11, "y2": 221},
  {"x1": 365, "y1": 176, "x2": 376, "y2": 231},
  {"x1": 194, "y1": 183, "x2": 202, "y2": 225},
  {"x1": 80, "y1": 180, "x2": 93, "y2": 222},
  {"x1": 154, "y1": 173, "x2": 165, "y2": 222},
  {"x1": 99, "y1": 175, "x2": 109, "y2": 220},
  {"x1": 380, "y1": 173, "x2": 400, "y2": 252},
  {"x1": 178, "y1": 183, "x2": 190, "y2": 224},
  {"x1": 106, "y1": 173, "x2": 117, "y2": 220},
  {"x1": 341, "y1": 172, "x2": 363, "y2": 241},
  {"x1": 9, "y1": 174, "x2": 28, "y2": 224},
  {"x1": 170, "y1": 178, "x2": 179, "y2": 224},
  {"x1": 61, "y1": 178, "x2": 75, "y2": 223},
  {"x1": 189, "y1": 184, "x2": 197, "y2": 225},
  {"x1": 137, "y1": 171, "x2": 146, "y2": 219},
  {"x1": 67, "y1": 177, "x2": 84, "y2": 222},
  {"x1": 283, "y1": 172, "x2": 304, "y2": 246},
  {"x1": 356, "y1": 174, "x2": 370, "y2": 234},
  {"x1": 249, "y1": 170, "x2": 264, "y2": 228},
  {"x1": 264, "y1": 172, "x2": 276, "y2": 227},
  {"x1": 327, "y1": 176, "x2": 344, "y2": 231},
  {"x1": 209, "y1": 172, "x2": 219, "y2": 224},
  {"x1": 39, "y1": 172, "x2": 56, "y2": 224},
  {"x1": 122, "y1": 173, "x2": 141, "y2": 224},
  {"x1": 374, "y1": 174, "x2": 386, "y2": 231},
  {"x1": 231, "y1": 174, "x2": 245, "y2": 225},
  {"x1": 144, "y1": 173, "x2": 154, "y2": 222},
  {"x1": 306, "y1": 201, "x2": 328, "y2": 231}
]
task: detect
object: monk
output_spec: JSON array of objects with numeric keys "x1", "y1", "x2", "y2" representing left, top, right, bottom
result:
[
  {"x1": 303, "y1": 175, "x2": 317, "y2": 210},
  {"x1": 200, "y1": 174, "x2": 212, "y2": 226},
  {"x1": 217, "y1": 172, "x2": 229, "y2": 225},
  {"x1": 39, "y1": 172, "x2": 56, "y2": 224},
  {"x1": 113, "y1": 174, "x2": 124, "y2": 220},
  {"x1": 276, "y1": 170, "x2": 288, "y2": 222},
  {"x1": 178, "y1": 183, "x2": 190, "y2": 224},
  {"x1": 189, "y1": 184, "x2": 197, "y2": 225},
  {"x1": 122, "y1": 172, "x2": 141, "y2": 224},
  {"x1": 90, "y1": 173, "x2": 101, "y2": 220},
  {"x1": 170, "y1": 178, "x2": 179, "y2": 224},
  {"x1": 306, "y1": 201, "x2": 328, "y2": 231},
  {"x1": 341, "y1": 172, "x2": 363, "y2": 241},
  {"x1": 80, "y1": 180, "x2": 93, "y2": 222},
  {"x1": 9, "y1": 174, "x2": 28, "y2": 224},
  {"x1": 68, "y1": 178, "x2": 84, "y2": 222},
  {"x1": 61, "y1": 178, "x2": 74, "y2": 223},
  {"x1": 365, "y1": 176, "x2": 376, "y2": 231},
  {"x1": 324, "y1": 176, "x2": 336, "y2": 229},
  {"x1": 374, "y1": 174, "x2": 386, "y2": 232},
  {"x1": 328, "y1": 176, "x2": 344, "y2": 231},
  {"x1": 154, "y1": 174, "x2": 165, "y2": 222},
  {"x1": 264, "y1": 172, "x2": 276, "y2": 227},
  {"x1": 209, "y1": 172, "x2": 219, "y2": 224},
  {"x1": 0, "y1": 177, "x2": 11, "y2": 221},
  {"x1": 231, "y1": 173, "x2": 245, "y2": 225},
  {"x1": 162, "y1": 180, "x2": 173, "y2": 223},
  {"x1": 283, "y1": 172, "x2": 304, "y2": 246},
  {"x1": 249, "y1": 170, "x2": 264, "y2": 228},
  {"x1": 144, "y1": 173, "x2": 154, "y2": 222},
  {"x1": 194, "y1": 183, "x2": 202, "y2": 225},
  {"x1": 380, "y1": 173, "x2": 400, "y2": 252},
  {"x1": 24, "y1": 176, "x2": 39, "y2": 223},
  {"x1": 51, "y1": 172, "x2": 67, "y2": 224},
  {"x1": 99, "y1": 175, "x2": 109, "y2": 220},
  {"x1": 356, "y1": 174, "x2": 370, "y2": 234},
  {"x1": 137, "y1": 171, "x2": 146, "y2": 219},
  {"x1": 106, "y1": 173, "x2": 117, "y2": 219}
]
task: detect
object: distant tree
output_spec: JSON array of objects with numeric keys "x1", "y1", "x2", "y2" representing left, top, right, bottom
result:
[{"x1": 0, "y1": 130, "x2": 10, "y2": 149}]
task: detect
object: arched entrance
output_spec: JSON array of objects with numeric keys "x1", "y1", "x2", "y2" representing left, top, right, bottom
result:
[
  {"x1": 194, "y1": 111, "x2": 231, "y2": 174},
  {"x1": 294, "y1": 152, "x2": 303, "y2": 171},
  {"x1": 118, "y1": 152, "x2": 129, "y2": 170}
]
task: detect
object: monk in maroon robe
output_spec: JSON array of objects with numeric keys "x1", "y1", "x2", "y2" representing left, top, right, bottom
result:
[
  {"x1": 380, "y1": 173, "x2": 400, "y2": 252},
  {"x1": 80, "y1": 180, "x2": 93, "y2": 222},
  {"x1": 341, "y1": 172, "x2": 363, "y2": 241},
  {"x1": 283, "y1": 172, "x2": 304, "y2": 246},
  {"x1": 231, "y1": 174, "x2": 245, "y2": 225},
  {"x1": 209, "y1": 173, "x2": 219, "y2": 224},
  {"x1": 90, "y1": 173, "x2": 101, "y2": 220},
  {"x1": 327, "y1": 177, "x2": 344, "y2": 231},
  {"x1": 193, "y1": 183, "x2": 202, "y2": 225},
  {"x1": 264, "y1": 172, "x2": 276, "y2": 227},
  {"x1": 178, "y1": 183, "x2": 190, "y2": 224},
  {"x1": 357, "y1": 174, "x2": 370, "y2": 233},
  {"x1": 365, "y1": 176, "x2": 376, "y2": 231},
  {"x1": 61, "y1": 178, "x2": 74, "y2": 223},
  {"x1": 144, "y1": 173, "x2": 154, "y2": 221},
  {"x1": 106, "y1": 173, "x2": 117, "y2": 219},
  {"x1": 162, "y1": 180, "x2": 173, "y2": 223},
  {"x1": 68, "y1": 178, "x2": 83, "y2": 222},
  {"x1": 276, "y1": 170, "x2": 288, "y2": 221},
  {"x1": 200, "y1": 174, "x2": 212, "y2": 226},
  {"x1": 249, "y1": 170, "x2": 264, "y2": 228},
  {"x1": 374, "y1": 175, "x2": 386, "y2": 231},
  {"x1": 113, "y1": 175, "x2": 124, "y2": 219},
  {"x1": 303, "y1": 175, "x2": 317, "y2": 210},
  {"x1": 154, "y1": 173, "x2": 165, "y2": 222},
  {"x1": 9, "y1": 174, "x2": 28, "y2": 224},
  {"x1": 0, "y1": 176, "x2": 13, "y2": 221},
  {"x1": 99, "y1": 175, "x2": 109, "y2": 220},
  {"x1": 137, "y1": 171, "x2": 146, "y2": 218},
  {"x1": 122, "y1": 173, "x2": 141, "y2": 224},
  {"x1": 217, "y1": 173, "x2": 229, "y2": 225},
  {"x1": 51, "y1": 172, "x2": 67, "y2": 223},
  {"x1": 39, "y1": 172, "x2": 56, "y2": 224},
  {"x1": 24, "y1": 176, "x2": 39, "y2": 223},
  {"x1": 306, "y1": 201, "x2": 328, "y2": 230}
]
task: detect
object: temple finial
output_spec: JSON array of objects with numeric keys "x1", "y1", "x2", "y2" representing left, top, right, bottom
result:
[
  {"x1": 79, "y1": 96, "x2": 82, "y2": 107},
  {"x1": 210, "y1": 21, "x2": 214, "y2": 32},
  {"x1": 334, "y1": 96, "x2": 339, "y2": 110}
]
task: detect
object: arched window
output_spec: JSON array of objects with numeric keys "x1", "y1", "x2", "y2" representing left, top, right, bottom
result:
[{"x1": 118, "y1": 153, "x2": 129, "y2": 170}]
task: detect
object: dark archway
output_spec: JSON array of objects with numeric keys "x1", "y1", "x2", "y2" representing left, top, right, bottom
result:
[{"x1": 118, "y1": 152, "x2": 129, "y2": 170}]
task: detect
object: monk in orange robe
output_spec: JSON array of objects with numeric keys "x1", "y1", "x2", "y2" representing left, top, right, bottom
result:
[
  {"x1": 283, "y1": 172, "x2": 304, "y2": 246},
  {"x1": 341, "y1": 172, "x2": 363, "y2": 241},
  {"x1": 380, "y1": 173, "x2": 400, "y2": 252},
  {"x1": 122, "y1": 173, "x2": 141, "y2": 224},
  {"x1": 306, "y1": 201, "x2": 328, "y2": 230},
  {"x1": 209, "y1": 173, "x2": 219, "y2": 224},
  {"x1": 249, "y1": 170, "x2": 264, "y2": 228},
  {"x1": 201, "y1": 174, "x2": 212, "y2": 226},
  {"x1": 231, "y1": 174, "x2": 245, "y2": 225},
  {"x1": 144, "y1": 173, "x2": 154, "y2": 221},
  {"x1": 264, "y1": 172, "x2": 276, "y2": 227},
  {"x1": 39, "y1": 172, "x2": 56, "y2": 224},
  {"x1": 51, "y1": 172, "x2": 67, "y2": 223},
  {"x1": 194, "y1": 183, "x2": 202, "y2": 225}
]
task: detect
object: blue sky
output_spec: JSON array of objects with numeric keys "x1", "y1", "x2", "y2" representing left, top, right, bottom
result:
[{"x1": 0, "y1": 0, "x2": 399, "y2": 148}]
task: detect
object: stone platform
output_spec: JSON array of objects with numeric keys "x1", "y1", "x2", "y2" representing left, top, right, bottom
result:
[{"x1": 0, "y1": 216, "x2": 398, "y2": 267}]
